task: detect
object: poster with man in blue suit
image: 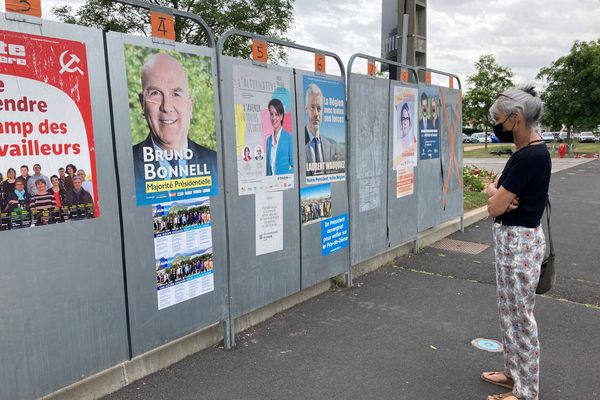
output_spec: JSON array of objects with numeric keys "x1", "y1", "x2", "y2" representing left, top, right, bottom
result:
[{"x1": 232, "y1": 65, "x2": 295, "y2": 196}]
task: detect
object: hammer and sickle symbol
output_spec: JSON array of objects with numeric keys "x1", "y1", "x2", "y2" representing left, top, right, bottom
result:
[{"x1": 59, "y1": 50, "x2": 84, "y2": 75}]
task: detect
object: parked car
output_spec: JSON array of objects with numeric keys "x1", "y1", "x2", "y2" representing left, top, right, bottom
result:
[
  {"x1": 578, "y1": 131, "x2": 598, "y2": 143},
  {"x1": 558, "y1": 132, "x2": 569, "y2": 142},
  {"x1": 462, "y1": 133, "x2": 478, "y2": 143},
  {"x1": 541, "y1": 132, "x2": 556, "y2": 143},
  {"x1": 471, "y1": 132, "x2": 498, "y2": 143}
]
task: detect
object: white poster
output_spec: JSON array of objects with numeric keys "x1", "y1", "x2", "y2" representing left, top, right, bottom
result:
[
  {"x1": 255, "y1": 191, "x2": 283, "y2": 256},
  {"x1": 232, "y1": 65, "x2": 295, "y2": 195},
  {"x1": 358, "y1": 178, "x2": 380, "y2": 212},
  {"x1": 153, "y1": 197, "x2": 214, "y2": 310}
]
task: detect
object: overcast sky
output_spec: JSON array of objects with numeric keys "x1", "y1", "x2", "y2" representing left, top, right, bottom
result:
[
  {"x1": 288, "y1": 0, "x2": 600, "y2": 89},
  {"x1": 41, "y1": 0, "x2": 600, "y2": 89}
]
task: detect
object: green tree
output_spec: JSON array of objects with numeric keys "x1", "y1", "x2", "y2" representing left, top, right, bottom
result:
[
  {"x1": 537, "y1": 39, "x2": 600, "y2": 134},
  {"x1": 462, "y1": 54, "x2": 514, "y2": 149},
  {"x1": 52, "y1": 0, "x2": 295, "y2": 61}
]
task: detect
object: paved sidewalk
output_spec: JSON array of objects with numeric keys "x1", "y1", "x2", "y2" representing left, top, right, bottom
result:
[
  {"x1": 464, "y1": 156, "x2": 594, "y2": 175},
  {"x1": 102, "y1": 160, "x2": 600, "y2": 400}
]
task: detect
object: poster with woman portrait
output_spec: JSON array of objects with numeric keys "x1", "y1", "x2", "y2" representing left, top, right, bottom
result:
[
  {"x1": 392, "y1": 86, "x2": 418, "y2": 198},
  {"x1": 232, "y1": 65, "x2": 295, "y2": 196}
]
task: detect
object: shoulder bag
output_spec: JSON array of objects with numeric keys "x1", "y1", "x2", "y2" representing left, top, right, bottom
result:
[{"x1": 536, "y1": 198, "x2": 555, "y2": 294}]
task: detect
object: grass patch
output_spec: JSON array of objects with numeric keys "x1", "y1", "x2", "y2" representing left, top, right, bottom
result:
[
  {"x1": 464, "y1": 145, "x2": 515, "y2": 158},
  {"x1": 571, "y1": 142, "x2": 600, "y2": 154},
  {"x1": 465, "y1": 142, "x2": 600, "y2": 158},
  {"x1": 464, "y1": 190, "x2": 488, "y2": 211}
]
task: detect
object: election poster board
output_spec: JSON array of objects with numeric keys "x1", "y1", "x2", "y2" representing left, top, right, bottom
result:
[
  {"x1": 125, "y1": 45, "x2": 218, "y2": 206},
  {"x1": 0, "y1": 30, "x2": 99, "y2": 231},
  {"x1": 232, "y1": 65, "x2": 295, "y2": 195},
  {"x1": 301, "y1": 76, "x2": 346, "y2": 184},
  {"x1": 418, "y1": 85, "x2": 441, "y2": 160},
  {"x1": 153, "y1": 197, "x2": 214, "y2": 310},
  {"x1": 392, "y1": 86, "x2": 418, "y2": 198}
]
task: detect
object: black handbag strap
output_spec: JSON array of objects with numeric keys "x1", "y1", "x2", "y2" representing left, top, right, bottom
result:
[{"x1": 545, "y1": 197, "x2": 555, "y2": 256}]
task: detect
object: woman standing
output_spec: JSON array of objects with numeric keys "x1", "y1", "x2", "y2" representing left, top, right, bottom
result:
[
  {"x1": 48, "y1": 175, "x2": 66, "y2": 209},
  {"x1": 29, "y1": 179, "x2": 57, "y2": 225},
  {"x1": 2, "y1": 168, "x2": 17, "y2": 200},
  {"x1": 483, "y1": 85, "x2": 551, "y2": 400},
  {"x1": 64, "y1": 164, "x2": 77, "y2": 192}
]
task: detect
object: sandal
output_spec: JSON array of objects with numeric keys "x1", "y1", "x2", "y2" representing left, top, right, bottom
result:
[
  {"x1": 486, "y1": 393, "x2": 519, "y2": 400},
  {"x1": 481, "y1": 371, "x2": 514, "y2": 389}
]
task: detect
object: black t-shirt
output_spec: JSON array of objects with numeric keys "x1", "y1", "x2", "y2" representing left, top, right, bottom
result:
[{"x1": 496, "y1": 143, "x2": 551, "y2": 228}]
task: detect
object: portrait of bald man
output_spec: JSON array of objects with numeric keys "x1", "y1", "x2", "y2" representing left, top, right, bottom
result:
[{"x1": 131, "y1": 52, "x2": 218, "y2": 201}]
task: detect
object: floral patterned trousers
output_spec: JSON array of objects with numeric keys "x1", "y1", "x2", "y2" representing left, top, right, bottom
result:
[{"x1": 492, "y1": 223, "x2": 545, "y2": 400}]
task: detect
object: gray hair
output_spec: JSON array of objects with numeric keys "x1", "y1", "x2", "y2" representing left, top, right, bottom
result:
[
  {"x1": 489, "y1": 84, "x2": 543, "y2": 128},
  {"x1": 305, "y1": 83, "x2": 323, "y2": 107}
]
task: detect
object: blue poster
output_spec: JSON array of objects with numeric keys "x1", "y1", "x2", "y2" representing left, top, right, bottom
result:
[
  {"x1": 418, "y1": 85, "x2": 441, "y2": 160},
  {"x1": 321, "y1": 213, "x2": 349, "y2": 256},
  {"x1": 302, "y1": 75, "x2": 346, "y2": 184},
  {"x1": 152, "y1": 197, "x2": 214, "y2": 310}
]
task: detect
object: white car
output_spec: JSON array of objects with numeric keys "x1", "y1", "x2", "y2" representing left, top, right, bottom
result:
[
  {"x1": 578, "y1": 131, "x2": 598, "y2": 143},
  {"x1": 541, "y1": 132, "x2": 555, "y2": 143},
  {"x1": 471, "y1": 132, "x2": 496, "y2": 143}
]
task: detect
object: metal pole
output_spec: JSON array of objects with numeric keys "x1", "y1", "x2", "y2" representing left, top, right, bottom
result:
[
  {"x1": 400, "y1": 0, "x2": 409, "y2": 66},
  {"x1": 111, "y1": 0, "x2": 216, "y2": 48}
]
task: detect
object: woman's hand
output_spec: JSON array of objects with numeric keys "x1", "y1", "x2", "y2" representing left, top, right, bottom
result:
[
  {"x1": 486, "y1": 177, "x2": 499, "y2": 198},
  {"x1": 505, "y1": 197, "x2": 519, "y2": 212}
]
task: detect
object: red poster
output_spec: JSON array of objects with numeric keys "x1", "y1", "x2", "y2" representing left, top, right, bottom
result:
[{"x1": 0, "y1": 30, "x2": 99, "y2": 230}]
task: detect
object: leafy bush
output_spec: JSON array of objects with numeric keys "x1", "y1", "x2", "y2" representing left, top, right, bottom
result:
[{"x1": 463, "y1": 165, "x2": 485, "y2": 192}]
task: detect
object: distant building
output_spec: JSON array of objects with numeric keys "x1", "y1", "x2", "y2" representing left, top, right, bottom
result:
[{"x1": 381, "y1": 0, "x2": 427, "y2": 78}]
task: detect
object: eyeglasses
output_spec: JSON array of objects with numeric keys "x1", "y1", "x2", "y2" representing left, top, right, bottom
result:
[{"x1": 401, "y1": 117, "x2": 410, "y2": 122}]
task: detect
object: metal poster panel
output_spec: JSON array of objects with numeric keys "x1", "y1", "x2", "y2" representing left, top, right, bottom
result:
[
  {"x1": 418, "y1": 85, "x2": 441, "y2": 160},
  {"x1": 0, "y1": 18, "x2": 127, "y2": 400},
  {"x1": 348, "y1": 74, "x2": 389, "y2": 265},
  {"x1": 392, "y1": 86, "x2": 418, "y2": 198},
  {"x1": 107, "y1": 32, "x2": 228, "y2": 357},
  {"x1": 439, "y1": 86, "x2": 463, "y2": 218},
  {"x1": 220, "y1": 56, "x2": 300, "y2": 318},
  {"x1": 153, "y1": 197, "x2": 214, "y2": 310},
  {"x1": 0, "y1": 30, "x2": 99, "y2": 231},
  {"x1": 125, "y1": 45, "x2": 218, "y2": 206},
  {"x1": 387, "y1": 80, "x2": 418, "y2": 248},
  {"x1": 232, "y1": 64, "x2": 295, "y2": 195},
  {"x1": 301, "y1": 75, "x2": 346, "y2": 184}
]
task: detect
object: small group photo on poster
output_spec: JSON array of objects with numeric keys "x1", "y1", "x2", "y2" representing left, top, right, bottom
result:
[
  {"x1": 153, "y1": 197, "x2": 214, "y2": 310},
  {"x1": 300, "y1": 183, "x2": 332, "y2": 225},
  {"x1": 233, "y1": 65, "x2": 295, "y2": 195},
  {"x1": 0, "y1": 30, "x2": 99, "y2": 232},
  {"x1": 302, "y1": 75, "x2": 346, "y2": 184},
  {"x1": 125, "y1": 46, "x2": 218, "y2": 206},
  {"x1": 392, "y1": 86, "x2": 418, "y2": 198}
]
